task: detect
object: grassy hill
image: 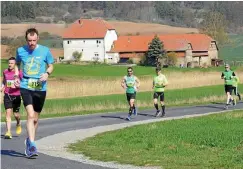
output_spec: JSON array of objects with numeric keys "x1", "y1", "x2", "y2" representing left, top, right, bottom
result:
[{"x1": 219, "y1": 34, "x2": 243, "y2": 61}]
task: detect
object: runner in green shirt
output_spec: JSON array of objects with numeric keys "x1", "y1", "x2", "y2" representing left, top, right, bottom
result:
[
  {"x1": 232, "y1": 75, "x2": 241, "y2": 101},
  {"x1": 153, "y1": 67, "x2": 168, "y2": 117},
  {"x1": 121, "y1": 67, "x2": 140, "y2": 121},
  {"x1": 221, "y1": 64, "x2": 236, "y2": 109}
]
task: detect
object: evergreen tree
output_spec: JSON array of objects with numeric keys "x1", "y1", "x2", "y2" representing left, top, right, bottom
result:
[{"x1": 146, "y1": 35, "x2": 165, "y2": 67}]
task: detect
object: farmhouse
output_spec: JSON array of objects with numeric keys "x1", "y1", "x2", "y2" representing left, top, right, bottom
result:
[
  {"x1": 108, "y1": 34, "x2": 219, "y2": 67},
  {"x1": 63, "y1": 18, "x2": 218, "y2": 67},
  {"x1": 63, "y1": 18, "x2": 118, "y2": 62}
]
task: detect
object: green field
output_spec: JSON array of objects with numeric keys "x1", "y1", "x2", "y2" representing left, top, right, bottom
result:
[
  {"x1": 220, "y1": 34, "x2": 243, "y2": 62},
  {"x1": 1, "y1": 59, "x2": 241, "y2": 78},
  {"x1": 2, "y1": 84, "x2": 242, "y2": 120},
  {"x1": 68, "y1": 110, "x2": 243, "y2": 169}
]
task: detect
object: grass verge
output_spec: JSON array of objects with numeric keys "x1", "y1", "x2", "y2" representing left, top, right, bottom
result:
[
  {"x1": 1, "y1": 84, "x2": 242, "y2": 121},
  {"x1": 68, "y1": 110, "x2": 243, "y2": 169}
]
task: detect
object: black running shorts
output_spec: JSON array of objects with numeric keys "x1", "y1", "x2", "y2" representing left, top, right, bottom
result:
[
  {"x1": 126, "y1": 92, "x2": 136, "y2": 101},
  {"x1": 224, "y1": 85, "x2": 233, "y2": 94},
  {"x1": 3, "y1": 94, "x2": 21, "y2": 112},
  {"x1": 20, "y1": 88, "x2": 46, "y2": 113},
  {"x1": 153, "y1": 92, "x2": 164, "y2": 101}
]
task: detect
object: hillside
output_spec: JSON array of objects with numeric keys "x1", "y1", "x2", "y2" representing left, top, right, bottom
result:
[
  {"x1": 219, "y1": 35, "x2": 243, "y2": 61},
  {"x1": 1, "y1": 21, "x2": 198, "y2": 38},
  {"x1": 1, "y1": 1, "x2": 243, "y2": 33}
]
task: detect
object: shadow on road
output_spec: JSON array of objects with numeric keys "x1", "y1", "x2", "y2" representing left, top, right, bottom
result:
[
  {"x1": 101, "y1": 115, "x2": 126, "y2": 120},
  {"x1": 1, "y1": 150, "x2": 26, "y2": 157},
  {"x1": 195, "y1": 105, "x2": 225, "y2": 110},
  {"x1": 1, "y1": 135, "x2": 18, "y2": 139},
  {"x1": 138, "y1": 113, "x2": 156, "y2": 118}
]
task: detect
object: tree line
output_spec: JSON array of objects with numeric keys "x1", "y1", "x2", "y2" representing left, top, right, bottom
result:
[{"x1": 1, "y1": 1, "x2": 243, "y2": 33}]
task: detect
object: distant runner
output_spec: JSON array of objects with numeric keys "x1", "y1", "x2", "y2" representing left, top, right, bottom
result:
[
  {"x1": 153, "y1": 67, "x2": 168, "y2": 117},
  {"x1": 1, "y1": 57, "x2": 23, "y2": 139},
  {"x1": 221, "y1": 64, "x2": 236, "y2": 109},
  {"x1": 232, "y1": 75, "x2": 241, "y2": 101},
  {"x1": 121, "y1": 67, "x2": 140, "y2": 121}
]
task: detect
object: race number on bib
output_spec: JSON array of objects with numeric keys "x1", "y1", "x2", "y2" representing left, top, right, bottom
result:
[
  {"x1": 6, "y1": 80, "x2": 14, "y2": 87},
  {"x1": 27, "y1": 78, "x2": 42, "y2": 90}
]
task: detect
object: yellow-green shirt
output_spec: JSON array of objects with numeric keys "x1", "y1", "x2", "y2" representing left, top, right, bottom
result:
[{"x1": 153, "y1": 74, "x2": 168, "y2": 92}]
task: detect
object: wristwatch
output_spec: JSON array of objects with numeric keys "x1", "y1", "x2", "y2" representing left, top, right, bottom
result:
[{"x1": 46, "y1": 72, "x2": 50, "y2": 76}]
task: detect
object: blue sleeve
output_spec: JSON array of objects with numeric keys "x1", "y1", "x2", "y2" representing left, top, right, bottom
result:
[
  {"x1": 16, "y1": 49, "x2": 21, "y2": 63},
  {"x1": 46, "y1": 49, "x2": 54, "y2": 64}
]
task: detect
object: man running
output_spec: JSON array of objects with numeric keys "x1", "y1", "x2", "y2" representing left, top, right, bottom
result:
[
  {"x1": 121, "y1": 67, "x2": 140, "y2": 121},
  {"x1": 14, "y1": 28, "x2": 54, "y2": 158},
  {"x1": 153, "y1": 67, "x2": 168, "y2": 117},
  {"x1": 1, "y1": 57, "x2": 23, "y2": 139},
  {"x1": 221, "y1": 64, "x2": 236, "y2": 109},
  {"x1": 232, "y1": 75, "x2": 241, "y2": 101}
]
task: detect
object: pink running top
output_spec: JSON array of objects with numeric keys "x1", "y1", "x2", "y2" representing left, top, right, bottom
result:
[{"x1": 2, "y1": 69, "x2": 23, "y2": 96}]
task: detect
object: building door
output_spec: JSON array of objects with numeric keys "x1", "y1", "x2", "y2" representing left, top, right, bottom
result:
[{"x1": 199, "y1": 56, "x2": 202, "y2": 66}]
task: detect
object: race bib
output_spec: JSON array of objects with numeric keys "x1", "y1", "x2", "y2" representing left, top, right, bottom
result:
[
  {"x1": 27, "y1": 78, "x2": 42, "y2": 90},
  {"x1": 6, "y1": 80, "x2": 14, "y2": 87}
]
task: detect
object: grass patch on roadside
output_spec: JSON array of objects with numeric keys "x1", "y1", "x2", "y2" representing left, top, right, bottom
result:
[
  {"x1": 2, "y1": 84, "x2": 242, "y2": 121},
  {"x1": 68, "y1": 110, "x2": 243, "y2": 169}
]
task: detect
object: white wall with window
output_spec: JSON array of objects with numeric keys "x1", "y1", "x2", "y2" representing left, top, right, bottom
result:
[
  {"x1": 106, "y1": 52, "x2": 119, "y2": 63},
  {"x1": 63, "y1": 39, "x2": 105, "y2": 61}
]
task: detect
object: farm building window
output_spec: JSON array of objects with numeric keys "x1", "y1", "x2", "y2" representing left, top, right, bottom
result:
[
  {"x1": 97, "y1": 40, "x2": 101, "y2": 44},
  {"x1": 95, "y1": 54, "x2": 99, "y2": 56},
  {"x1": 82, "y1": 49, "x2": 83, "y2": 52},
  {"x1": 67, "y1": 41, "x2": 70, "y2": 44},
  {"x1": 83, "y1": 40, "x2": 85, "y2": 43}
]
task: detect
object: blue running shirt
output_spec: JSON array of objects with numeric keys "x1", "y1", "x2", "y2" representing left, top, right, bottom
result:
[{"x1": 16, "y1": 45, "x2": 54, "y2": 91}]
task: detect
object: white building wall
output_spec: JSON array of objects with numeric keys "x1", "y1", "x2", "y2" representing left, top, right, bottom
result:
[
  {"x1": 63, "y1": 39, "x2": 105, "y2": 62},
  {"x1": 104, "y1": 30, "x2": 118, "y2": 59},
  {"x1": 106, "y1": 53, "x2": 119, "y2": 64}
]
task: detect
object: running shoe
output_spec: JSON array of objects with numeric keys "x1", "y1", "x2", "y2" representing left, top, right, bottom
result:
[
  {"x1": 4, "y1": 131, "x2": 12, "y2": 139},
  {"x1": 16, "y1": 124, "x2": 22, "y2": 135}
]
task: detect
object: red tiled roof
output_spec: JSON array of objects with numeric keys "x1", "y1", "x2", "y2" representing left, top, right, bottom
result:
[
  {"x1": 111, "y1": 34, "x2": 214, "y2": 53},
  {"x1": 120, "y1": 51, "x2": 186, "y2": 58},
  {"x1": 63, "y1": 18, "x2": 114, "y2": 39}
]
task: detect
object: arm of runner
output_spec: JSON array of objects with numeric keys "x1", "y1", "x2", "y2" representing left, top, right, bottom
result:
[
  {"x1": 221, "y1": 72, "x2": 225, "y2": 79},
  {"x1": 121, "y1": 76, "x2": 126, "y2": 89},
  {"x1": 40, "y1": 64, "x2": 53, "y2": 82},
  {"x1": 1, "y1": 73, "x2": 5, "y2": 92},
  {"x1": 40, "y1": 49, "x2": 54, "y2": 82},
  {"x1": 163, "y1": 76, "x2": 168, "y2": 87},
  {"x1": 152, "y1": 79, "x2": 155, "y2": 89},
  {"x1": 135, "y1": 76, "x2": 140, "y2": 89},
  {"x1": 14, "y1": 50, "x2": 21, "y2": 87}
]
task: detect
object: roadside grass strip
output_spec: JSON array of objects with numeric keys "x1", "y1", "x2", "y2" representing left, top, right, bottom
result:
[{"x1": 68, "y1": 110, "x2": 243, "y2": 169}]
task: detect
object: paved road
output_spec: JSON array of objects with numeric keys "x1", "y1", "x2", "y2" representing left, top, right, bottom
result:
[{"x1": 1, "y1": 102, "x2": 243, "y2": 169}]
